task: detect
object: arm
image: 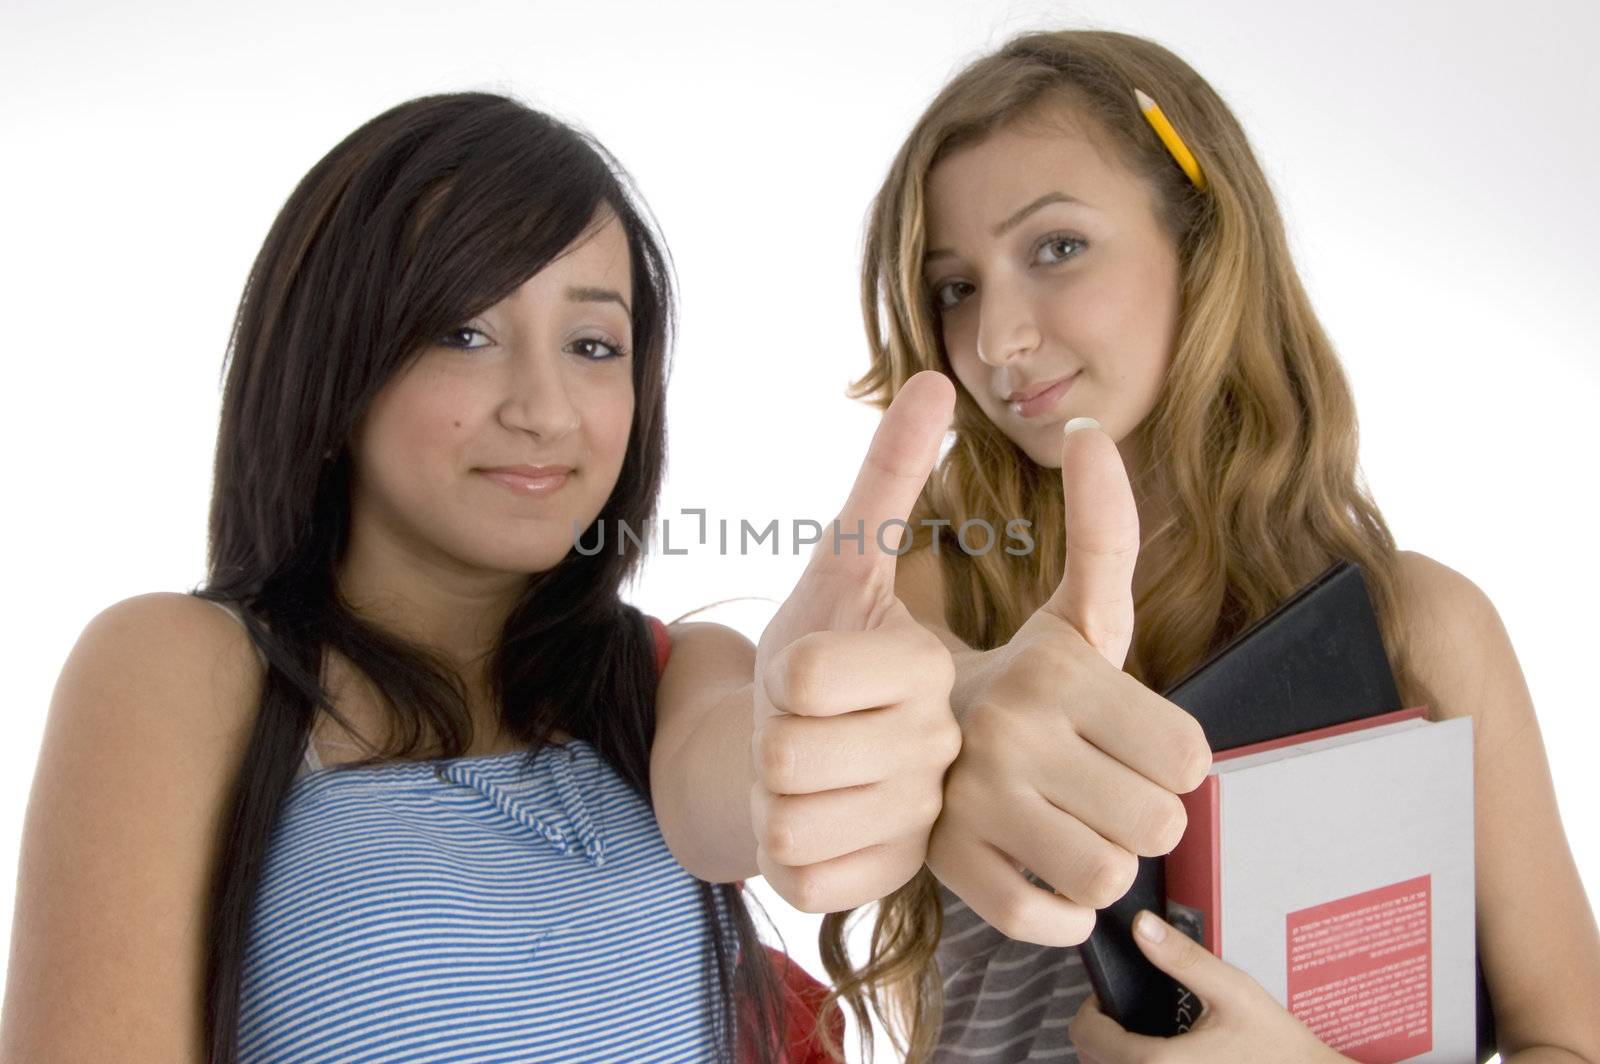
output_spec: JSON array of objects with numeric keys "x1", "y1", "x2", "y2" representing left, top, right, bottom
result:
[
  {"x1": 1397, "y1": 551, "x2": 1600, "y2": 1063},
  {"x1": 1, "y1": 593, "x2": 261, "y2": 1063},
  {"x1": 649, "y1": 620, "x2": 761, "y2": 884}
]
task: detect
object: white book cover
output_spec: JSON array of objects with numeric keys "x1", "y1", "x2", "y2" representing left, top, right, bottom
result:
[{"x1": 1169, "y1": 715, "x2": 1475, "y2": 1063}]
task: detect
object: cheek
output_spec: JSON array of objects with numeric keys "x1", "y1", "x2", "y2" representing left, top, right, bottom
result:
[
  {"x1": 577, "y1": 373, "x2": 636, "y2": 470},
  {"x1": 1042, "y1": 272, "x2": 1124, "y2": 360},
  {"x1": 597, "y1": 395, "x2": 634, "y2": 464},
  {"x1": 362, "y1": 374, "x2": 475, "y2": 472},
  {"x1": 1062, "y1": 259, "x2": 1177, "y2": 388},
  {"x1": 1114, "y1": 291, "x2": 1178, "y2": 414},
  {"x1": 940, "y1": 316, "x2": 989, "y2": 398}
]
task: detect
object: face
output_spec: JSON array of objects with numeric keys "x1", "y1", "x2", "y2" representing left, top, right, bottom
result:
[
  {"x1": 348, "y1": 210, "x2": 637, "y2": 578},
  {"x1": 923, "y1": 99, "x2": 1182, "y2": 467}
]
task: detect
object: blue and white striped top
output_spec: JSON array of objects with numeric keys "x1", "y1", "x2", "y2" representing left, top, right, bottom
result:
[{"x1": 209, "y1": 600, "x2": 730, "y2": 1063}]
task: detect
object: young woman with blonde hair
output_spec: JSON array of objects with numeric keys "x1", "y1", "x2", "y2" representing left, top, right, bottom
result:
[{"x1": 817, "y1": 29, "x2": 1600, "y2": 1063}]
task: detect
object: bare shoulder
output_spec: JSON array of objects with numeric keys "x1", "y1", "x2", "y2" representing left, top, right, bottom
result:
[
  {"x1": 48, "y1": 592, "x2": 264, "y2": 761},
  {"x1": 1391, "y1": 550, "x2": 1529, "y2": 747},
  {"x1": 1, "y1": 592, "x2": 263, "y2": 1060},
  {"x1": 1393, "y1": 550, "x2": 1500, "y2": 639},
  {"x1": 1391, "y1": 563, "x2": 1600, "y2": 1048},
  {"x1": 1392, "y1": 551, "x2": 1504, "y2": 669},
  {"x1": 656, "y1": 620, "x2": 754, "y2": 695},
  {"x1": 661, "y1": 618, "x2": 755, "y2": 656}
]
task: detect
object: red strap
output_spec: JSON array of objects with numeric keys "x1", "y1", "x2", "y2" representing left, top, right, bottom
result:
[
  {"x1": 765, "y1": 945, "x2": 846, "y2": 1064},
  {"x1": 647, "y1": 615, "x2": 671, "y2": 677}
]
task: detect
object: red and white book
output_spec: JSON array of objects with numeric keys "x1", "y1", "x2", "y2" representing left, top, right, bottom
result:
[{"x1": 1165, "y1": 707, "x2": 1476, "y2": 1063}]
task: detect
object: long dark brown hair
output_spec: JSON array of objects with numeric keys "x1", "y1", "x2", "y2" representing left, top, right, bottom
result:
[{"x1": 191, "y1": 92, "x2": 783, "y2": 1063}]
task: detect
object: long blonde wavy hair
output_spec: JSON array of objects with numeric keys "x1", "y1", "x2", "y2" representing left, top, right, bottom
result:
[{"x1": 811, "y1": 29, "x2": 1418, "y2": 1062}]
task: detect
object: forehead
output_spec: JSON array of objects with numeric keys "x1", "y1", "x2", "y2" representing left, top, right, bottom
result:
[
  {"x1": 488, "y1": 207, "x2": 633, "y2": 315},
  {"x1": 550, "y1": 210, "x2": 632, "y2": 283},
  {"x1": 924, "y1": 99, "x2": 1143, "y2": 240}
]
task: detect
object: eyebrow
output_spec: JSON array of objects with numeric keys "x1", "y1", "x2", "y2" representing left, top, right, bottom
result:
[
  {"x1": 923, "y1": 191, "x2": 1088, "y2": 265},
  {"x1": 567, "y1": 286, "x2": 631, "y2": 314}
]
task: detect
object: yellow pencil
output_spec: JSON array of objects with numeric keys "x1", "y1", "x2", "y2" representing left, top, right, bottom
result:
[{"x1": 1134, "y1": 88, "x2": 1207, "y2": 191}]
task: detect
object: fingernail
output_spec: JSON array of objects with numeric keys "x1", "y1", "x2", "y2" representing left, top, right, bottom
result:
[
  {"x1": 1134, "y1": 910, "x2": 1167, "y2": 943},
  {"x1": 1063, "y1": 417, "x2": 1100, "y2": 436}
]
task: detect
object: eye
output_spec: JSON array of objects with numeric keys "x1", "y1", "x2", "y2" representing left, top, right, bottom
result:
[
  {"x1": 933, "y1": 279, "x2": 975, "y2": 309},
  {"x1": 438, "y1": 326, "x2": 491, "y2": 350},
  {"x1": 567, "y1": 336, "x2": 629, "y2": 361},
  {"x1": 1034, "y1": 234, "x2": 1087, "y2": 265}
]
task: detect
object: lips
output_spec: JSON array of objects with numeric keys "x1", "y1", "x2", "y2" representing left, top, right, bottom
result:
[
  {"x1": 478, "y1": 464, "x2": 573, "y2": 479},
  {"x1": 476, "y1": 464, "x2": 573, "y2": 497},
  {"x1": 1005, "y1": 375, "x2": 1073, "y2": 405},
  {"x1": 1005, "y1": 371, "x2": 1082, "y2": 419}
]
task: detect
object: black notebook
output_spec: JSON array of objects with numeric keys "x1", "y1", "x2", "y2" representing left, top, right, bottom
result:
[{"x1": 1072, "y1": 560, "x2": 1496, "y2": 1059}]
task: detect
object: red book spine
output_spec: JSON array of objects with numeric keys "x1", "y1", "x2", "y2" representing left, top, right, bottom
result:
[
  {"x1": 1163, "y1": 707, "x2": 1431, "y2": 962},
  {"x1": 1167, "y1": 775, "x2": 1222, "y2": 952}
]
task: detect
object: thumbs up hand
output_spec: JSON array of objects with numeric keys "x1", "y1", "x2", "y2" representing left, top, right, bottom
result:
[
  {"x1": 926, "y1": 419, "x2": 1212, "y2": 945},
  {"x1": 751, "y1": 371, "x2": 963, "y2": 914}
]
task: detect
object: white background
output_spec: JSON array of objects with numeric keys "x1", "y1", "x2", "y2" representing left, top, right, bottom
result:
[{"x1": 2, "y1": 0, "x2": 1595, "y2": 1058}]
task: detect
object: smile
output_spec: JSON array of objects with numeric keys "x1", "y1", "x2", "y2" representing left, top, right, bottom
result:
[
  {"x1": 477, "y1": 468, "x2": 571, "y2": 497},
  {"x1": 1007, "y1": 371, "x2": 1082, "y2": 419}
]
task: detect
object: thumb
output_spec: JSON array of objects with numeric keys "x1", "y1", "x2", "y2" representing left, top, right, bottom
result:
[
  {"x1": 1040, "y1": 417, "x2": 1139, "y2": 668},
  {"x1": 1129, "y1": 909, "x2": 1235, "y2": 1012},
  {"x1": 821, "y1": 369, "x2": 955, "y2": 576}
]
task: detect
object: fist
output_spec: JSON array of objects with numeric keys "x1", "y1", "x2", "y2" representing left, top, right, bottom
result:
[
  {"x1": 752, "y1": 371, "x2": 964, "y2": 913},
  {"x1": 928, "y1": 419, "x2": 1210, "y2": 945}
]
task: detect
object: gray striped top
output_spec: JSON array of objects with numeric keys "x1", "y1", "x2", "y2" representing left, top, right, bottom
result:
[{"x1": 933, "y1": 880, "x2": 1093, "y2": 1062}]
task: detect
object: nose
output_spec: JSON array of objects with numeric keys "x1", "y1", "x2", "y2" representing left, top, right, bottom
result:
[
  {"x1": 501, "y1": 346, "x2": 580, "y2": 441},
  {"x1": 975, "y1": 283, "x2": 1042, "y2": 367}
]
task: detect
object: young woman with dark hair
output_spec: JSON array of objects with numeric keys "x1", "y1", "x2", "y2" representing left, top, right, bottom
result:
[{"x1": 1, "y1": 92, "x2": 962, "y2": 1063}]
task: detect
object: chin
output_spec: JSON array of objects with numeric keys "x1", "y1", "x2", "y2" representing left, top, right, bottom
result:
[
  {"x1": 1008, "y1": 424, "x2": 1069, "y2": 468},
  {"x1": 1024, "y1": 442, "x2": 1065, "y2": 469},
  {"x1": 465, "y1": 534, "x2": 585, "y2": 576}
]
